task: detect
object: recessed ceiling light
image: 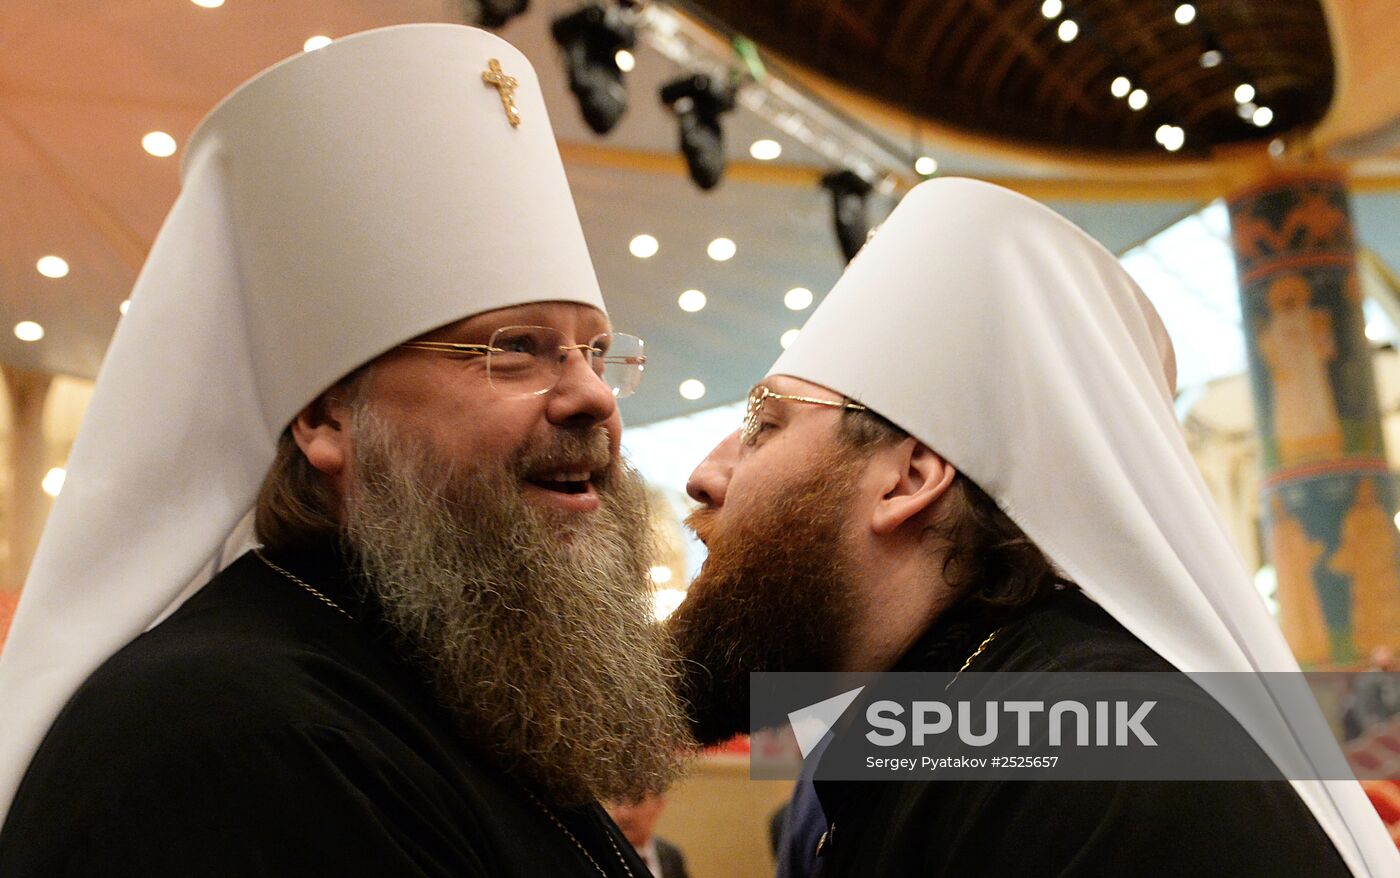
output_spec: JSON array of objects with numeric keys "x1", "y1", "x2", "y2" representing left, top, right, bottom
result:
[
  {"x1": 190, "y1": 0, "x2": 224, "y2": 7},
  {"x1": 1057, "y1": 19, "x2": 1079, "y2": 42},
  {"x1": 1174, "y1": 4, "x2": 1196, "y2": 25},
  {"x1": 677, "y1": 289, "x2": 707, "y2": 312},
  {"x1": 1252, "y1": 106, "x2": 1274, "y2": 127},
  {"x1": 1110, "y1": 76, "x2": 1131, "y2": 98},
  {"x1": 679, "y1": 379, "x2": 706, "y2": 400},
  {"x1": 780, "y1": 328, "x2": 800, "y2": 349},
  {"x1": 614, "y1": 50, "x2": 636, "y2": 72},
  {"x1": 1237, "y1": 101, "x2": 1258, "y2": 121},
  {"x1": 1199, "y1": 49, "x2": 1222, "y2": 68},
  {"x1": 142, "y1": 131, "x2": 177, "y2": 158},
  {"x1": 1161, "y1": 127, "x2": 1185, "y2": 152},
  {"x1": 119, "y1": 299, "x2": 130, "y2": 315},
  {"x1": 914, "y1": 155, "x2": 938, "y2": 176},
  {"x1": 42, "y1": 467, "x2": 66, "y2": 498},
  {"x1": 628, "y1": 234, "x2": 659, "y2": 258},
  {"x1": 749, "y1": 139, "x2": 782, "y2": 161},
  {"x1": 303, "y1": 35, "x2": 332, "y2": 52},
  {"x1": 14, "y1": 321, "x2": 44, "y2": 342},
  {"x1": 1040, "y1": 0, "x2": 1063, "y2": 19},
  {"x1": 784, "y1": 287, "x2": 814, "y2": 310},
  {"x1": 1268, "y1": 138, "x2": 1286, "y2": 158},
  {"x1": 36, "y1": 256, "x2": 69, "y2": 278},
  {"x1": 707, "y1": 237, "x2": 736, "y2": 262},
  {"x1": 1127, "y1": 89, "x2": 1148, "y2": 110},
  {"x1": 1234, "y1": 83, "x2": 1255, "y2": 104}
]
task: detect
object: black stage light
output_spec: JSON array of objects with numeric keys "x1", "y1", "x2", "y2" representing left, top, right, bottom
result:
[
  {"x1": 453, "y1": 0, "x2": 529, "y2": 29},
  {"x1": 659, "y1": 73, "x2": 736, "y2": 191},
  {"x1": 551, "y1": 3, "x2": 637, "y2": 135},
  {"x1": 821, "y1": 169, "x2": 873, "y2": 262}
]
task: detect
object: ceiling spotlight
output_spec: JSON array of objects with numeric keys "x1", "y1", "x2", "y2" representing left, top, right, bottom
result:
[
  {"x1": 1110, "y1": 76, "x2": 1131, "y2": 98},
  {"x1": 1174, "y1": 4, "x2": 1196, "y2": 25},
  {"x1": 628, "y1": 234, "x2": 659, "y2": 258},
  {"x1": 661, "y1": 73, "x2": 737, "y2": 191},
  {"x1": 914, "y1": 155, "x2": 938, "y2": 176},
  {"x1": 475, "y1": 0, "x2": 529, "y2": 29},
  {"x1": 14, "y1": 321, "x2": 44, "y2": 342},
  {"x1": 119, "y1": 299, "x2": 130, "y2": 315},
  {"x1": 1252, "y1": 106, "x2": 1274, "y2": 127},
  {"x1": 551, "y1": 3, "x2": 636, "y2": 135},
  {"x1": 820, "y1": 169, "x2": 874, "y2": 263},
  {"x1": 1158, "y1": 126, "x2": 1185, "y2": 152},
  {"x1": 614, "y1": 49, "x2": 636, "y2": 72},
  {"x1": 190, "y1": 0, "x2": 224, "y2": 7},
  {"x1": 679, "y1": 378, "x2": 706, "y2": 400},
  {"x1": 780, "y1": 328, "x2": 801, "y2": 350},
  {"x1": 142, "y1": 131, "x2": 177, "y2": 158},
  {"x1": 749, "y1": 139, "x2": 782, "y2": 161},
  {"x1": 42, "y1": 467, "x2": 65, "y2": 498},
  {"x1": 1057, "y1": 19, "x2": 1079, "y2": 42},
  {"x1": 1268, "y1": 138, "x2": 1286, "y2": 158},
  {"x1": 1234, "y1": 83, "x2": 1255, "y2": 104},
  {"x1": 303, "y1": 35, "x2": 332, "y2": 52},
  {"x1": 1199, "y1": 49, "x2": 1223, "y2": 68},
  {"x1": 677, "y1": 289, "x2": 707, "y2": 312},
  {"x1": 1127, "y1": 89, "x2": 1148, "y2": 110},
  {"x1": 1040, "y1": 0, "x2": 1063, "y2": 19},
  {"x1": 36, "y1": 255, "x2": 69, "y2": 278},
  {"x1": 785, "y1": 287, "x2": 814, "y2": 310},
  {"x1": 707, "y1": 237, "x2": 737, "y2": 262},
  {"x1": 1237, "y1": 101, "x2": 1258, "y2": 121}
]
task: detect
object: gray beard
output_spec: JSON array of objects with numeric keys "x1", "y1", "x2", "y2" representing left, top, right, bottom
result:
[{"x1": 341, "y1": 405, "x2": 692, "y2": 807}]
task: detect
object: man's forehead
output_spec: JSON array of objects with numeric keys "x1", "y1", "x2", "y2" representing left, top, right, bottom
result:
[
  {"x1": 755, "y1": 375, "x2": 843, "y2": 399},
  {"x1": 422, "y1": 301, "x2": 609, "y2": 341}
]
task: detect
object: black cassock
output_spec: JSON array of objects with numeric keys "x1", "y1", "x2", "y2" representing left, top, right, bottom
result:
[
  {"x1": 806, "y1": 589, "x2": 1354, "y2": 876},
  {"x1": 0, "y1": 545, "x2": 649, "y2": 877}
]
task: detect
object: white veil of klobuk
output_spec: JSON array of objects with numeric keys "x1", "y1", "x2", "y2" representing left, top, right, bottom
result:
[
  {"x1": 770, "y1": 177, "x2": 1399, "y2": 876},
  {"x1": 0, "y1": 24, "x2": 606, "y2": 825}
]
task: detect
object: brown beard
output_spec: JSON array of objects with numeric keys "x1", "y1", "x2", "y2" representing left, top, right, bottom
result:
[
  {"x1": 341, "y1": 405, "x2": 693, "y2": 807},
  {"x1": 666, "y1": 446, "x2": 864, "y2": 747}
]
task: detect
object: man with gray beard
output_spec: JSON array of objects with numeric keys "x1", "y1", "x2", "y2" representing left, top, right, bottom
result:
[{"x1": 0, "y1": 26, "x2": 690, "y2": 877}]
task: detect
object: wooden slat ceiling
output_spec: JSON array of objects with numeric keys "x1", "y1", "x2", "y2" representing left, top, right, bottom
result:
[{"x1": 682, "y1": 0, "x2": 1334, "y2": 157}]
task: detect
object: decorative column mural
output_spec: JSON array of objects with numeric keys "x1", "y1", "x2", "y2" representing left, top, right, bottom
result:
[{"x1": 1228, "y1": 173, "x2": 1400, "y2": 665}]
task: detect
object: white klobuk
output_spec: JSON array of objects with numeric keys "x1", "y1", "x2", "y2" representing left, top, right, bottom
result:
[
  {"x1": 0, "y1": 24, "x2": 605, "y2": 822},
  {"x1": 770, "y1": 178, "x2": 1399, "y2": 876}
]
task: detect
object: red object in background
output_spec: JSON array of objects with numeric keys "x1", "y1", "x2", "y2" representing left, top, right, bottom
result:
[
  {"x1": 0, "y1": 589, "x2": 17, "y2": 652},
  {"x1": 1360, "y1": 781, "x2": 1400, "y2": 848}
]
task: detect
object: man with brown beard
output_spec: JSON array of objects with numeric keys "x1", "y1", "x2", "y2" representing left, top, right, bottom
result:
[
  {"x1": 669, "y1": 179, "x2": 1397, "y2": 876},
  {"x1": 0, "y1": 26, "x2": 689, "y2": 876}
]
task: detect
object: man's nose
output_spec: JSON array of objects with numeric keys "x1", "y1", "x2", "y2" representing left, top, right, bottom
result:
[
  {"x1": 546, "y1": 349, "x2": 617, "y2": 428},
  {"x1": 686, "y1": 430, "x2": 742, "y2": 507}
]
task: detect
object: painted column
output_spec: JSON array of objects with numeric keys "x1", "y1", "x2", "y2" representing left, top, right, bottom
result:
[{"x1": 1228, "y1": 172, "x2": 1400, "y2": 666}]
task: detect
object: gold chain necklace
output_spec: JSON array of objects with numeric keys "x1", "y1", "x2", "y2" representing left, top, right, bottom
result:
[
  {"x1": 521, "y1": 788, "x2": 635, "y2": 878},
  {"x1": 253, "y1": 549, "x2": 631, "y2": 876},
  {"x1": 945, "y1": 627, "x2": 1002, "y2": 691},
  {"x1": 253, "y1": 549, "x2": 355, "y2": 622}
]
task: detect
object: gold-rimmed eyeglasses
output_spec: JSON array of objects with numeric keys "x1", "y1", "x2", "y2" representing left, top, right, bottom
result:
[
  {"x1": 741, "y1": 384, "x2": 867, "y2": 446},
  {"x1": 399, "y1": 325, "x2": 646, "y2": 398}
]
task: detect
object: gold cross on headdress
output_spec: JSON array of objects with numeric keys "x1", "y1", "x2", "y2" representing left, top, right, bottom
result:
[{"x1": 482, "y1": 58, "x2": 521, "y2": 128}]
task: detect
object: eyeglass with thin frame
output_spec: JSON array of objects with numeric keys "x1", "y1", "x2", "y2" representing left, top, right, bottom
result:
[
  {"x1": 399, "y1": 325, "x2": 646, "y2": 398},
  {"x1": 741, "y1": 384, "x2": 867, "y2": 446}
]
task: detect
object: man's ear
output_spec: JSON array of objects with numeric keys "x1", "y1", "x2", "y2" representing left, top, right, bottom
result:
[
  {"x1": 870, "y1": 439, "x2": 957, "y2": 536},
  {"x1": 290, "y1": 392, "x2": 353, "y2": 479}
]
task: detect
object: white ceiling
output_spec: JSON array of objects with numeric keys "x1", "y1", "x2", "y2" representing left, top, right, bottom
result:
[{"x1": 0, "y1": 0, "x2": 1220, "y2": 425}]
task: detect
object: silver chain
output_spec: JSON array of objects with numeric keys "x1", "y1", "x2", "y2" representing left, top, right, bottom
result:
[{"x1": 253, "y1": 549, "x2": 355, "y2": 622}]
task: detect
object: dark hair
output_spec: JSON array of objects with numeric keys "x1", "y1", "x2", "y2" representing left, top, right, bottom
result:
[
  {"x1": 253, "y1": 369, "x2": 370, "y2": 553},
  {"x1": 837, "y1": 408, "x2": 1071, "y2": 608}
]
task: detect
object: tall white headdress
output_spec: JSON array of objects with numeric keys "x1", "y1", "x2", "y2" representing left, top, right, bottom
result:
[
  {"x1": 0, "y1": 24, "x2": 605, "y2": 823},
  {"x1": 771, "y1": 177, "x2": 1399, "y2": 876}
]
